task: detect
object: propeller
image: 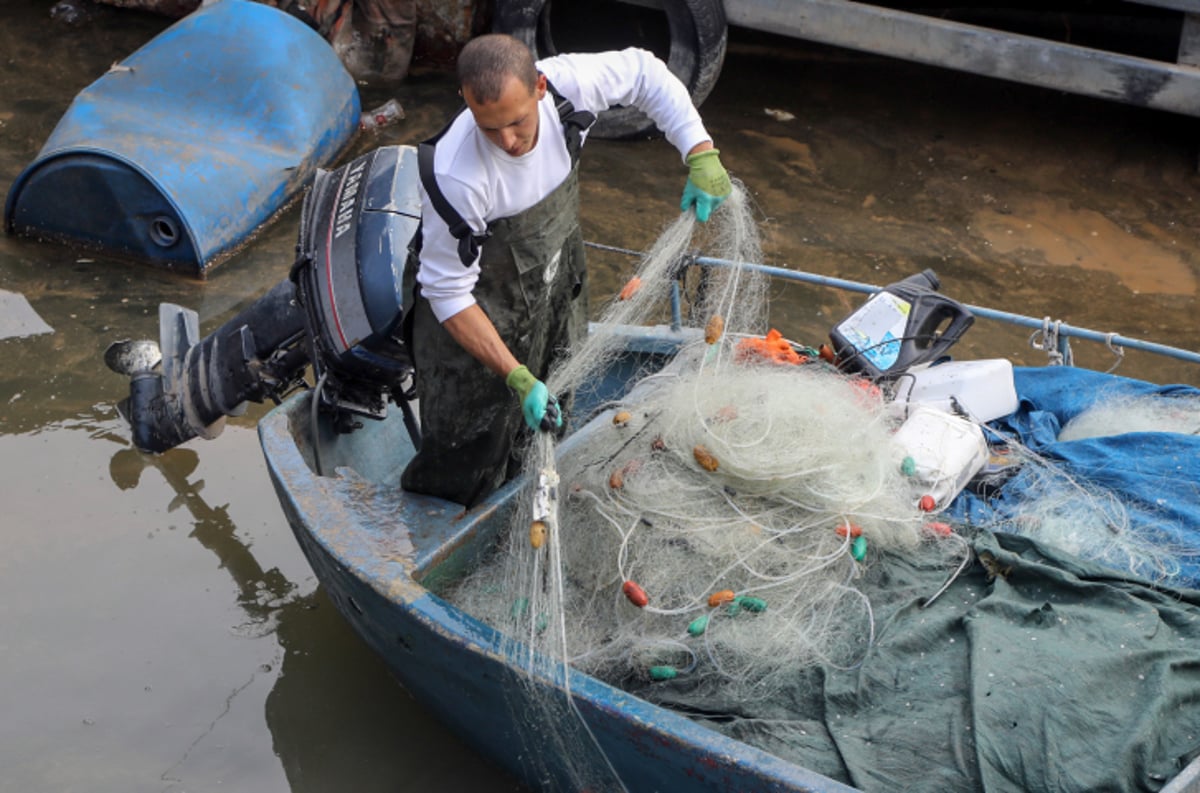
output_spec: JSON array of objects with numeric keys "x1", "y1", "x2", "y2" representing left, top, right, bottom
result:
[{"x1": 104, "y1": 339, "x2": 162, "y2": 376}]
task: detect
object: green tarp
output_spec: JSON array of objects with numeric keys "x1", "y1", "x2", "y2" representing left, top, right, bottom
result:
[{"x1": 677, "y1": 530, "x2": 1200, "y2": 791}]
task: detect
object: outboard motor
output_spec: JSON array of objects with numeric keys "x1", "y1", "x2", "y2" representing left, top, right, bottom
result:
[{"x1": 105, "y1": 145, "x2": 422, "y2": 454}]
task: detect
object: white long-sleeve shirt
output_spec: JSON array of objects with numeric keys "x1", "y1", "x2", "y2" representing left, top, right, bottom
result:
[{"x1": 417, "y1": 47, "x2": 714, "y2": 323}]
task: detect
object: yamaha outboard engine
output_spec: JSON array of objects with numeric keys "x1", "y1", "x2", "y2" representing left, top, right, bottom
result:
[{"x1": 105, "y1": 145, "x2": 422, "y2": 454}]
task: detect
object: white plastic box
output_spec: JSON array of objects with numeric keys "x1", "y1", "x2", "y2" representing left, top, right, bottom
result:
[{"x1": 890, "y1": 358, "x2": 1018, "y2": 423}]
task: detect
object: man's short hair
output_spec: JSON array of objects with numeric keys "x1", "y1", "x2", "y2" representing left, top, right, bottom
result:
[{"x1": 457, "y1": 34, "x2": 539, "y2": 103}]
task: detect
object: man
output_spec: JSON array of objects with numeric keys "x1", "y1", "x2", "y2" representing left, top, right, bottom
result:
[{"x1": 402, "y1": 33, "x2": 732, "y2": 506}]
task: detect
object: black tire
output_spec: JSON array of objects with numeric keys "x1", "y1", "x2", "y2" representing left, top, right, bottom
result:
[{"x1": 493, "y1": 0, "x2": 727, "y2": 140}]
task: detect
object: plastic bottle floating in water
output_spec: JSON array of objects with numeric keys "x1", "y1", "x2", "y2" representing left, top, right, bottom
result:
[{"x1": 360, "y1": 98, "x2": 404, "y2": 130}]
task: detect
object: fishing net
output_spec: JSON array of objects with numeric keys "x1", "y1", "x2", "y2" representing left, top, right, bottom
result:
[
  {"x1": 435, "y1": 185, "x2": 1200, "y2": 791},
  {"x1": 447, "y1": 185, "x2": 967, "y2": 789},
  {"x1": 947, "y1": 392, "x2": 1200, "y2": 585},
  {"x1": 1058, "y1": 393, "x2": 1200, "y2": 440},
  {"x1": 959, "y1": 436, "x2": 1184, "y2": 584}
]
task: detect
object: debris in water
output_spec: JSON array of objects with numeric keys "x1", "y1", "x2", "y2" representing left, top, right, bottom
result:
[
  {"x1": 360, "y1": 98, "x2": 404, "y2": 131},
  {"x1": 0, "y1": 290, "x2": 54, "y2": 339}
]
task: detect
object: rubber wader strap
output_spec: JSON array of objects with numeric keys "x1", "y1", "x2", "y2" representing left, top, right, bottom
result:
[
  {"x1": 545, "y1": 78, "x2": 596, "y2": 164},
  {"x1": 418, "y1": 130, "x2": 490, "y2": 268},
  {"x1": 417, "y1": 78, "x2": 596, "y2": 268}
]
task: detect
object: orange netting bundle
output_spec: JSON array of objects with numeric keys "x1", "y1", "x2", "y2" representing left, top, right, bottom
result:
[{"x1": 734, "y1": 328, "x2": 807, "y2": 366}]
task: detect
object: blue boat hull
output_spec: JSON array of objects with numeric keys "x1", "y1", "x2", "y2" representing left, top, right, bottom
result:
[
  {"x1": 4, "y1": 0, "x2": 360, "y2": 274},
  {"x1": 258, "y1": 327, "x2": 854, "y2": 793}
]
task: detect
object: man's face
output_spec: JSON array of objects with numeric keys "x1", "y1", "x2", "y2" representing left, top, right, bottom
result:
[{"x1": 463, "y1": 73, "x2": 547, "y2": 157}]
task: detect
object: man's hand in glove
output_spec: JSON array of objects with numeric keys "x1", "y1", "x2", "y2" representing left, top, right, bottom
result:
[
  {"x1": 681, "y1": 147, "x2": 732, "y2": 222},
  {"x1": 506, "y1": 364, "x2": 563, "y2": 432}
]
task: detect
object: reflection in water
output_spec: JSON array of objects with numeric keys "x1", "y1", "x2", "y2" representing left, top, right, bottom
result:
[{"x1": 105, "y1": 445, "x2": 522, "y2": 792}]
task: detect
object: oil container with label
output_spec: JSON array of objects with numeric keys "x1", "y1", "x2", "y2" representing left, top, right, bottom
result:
[{"x1": 828, "y1": 269, "x2": 975, "y2": 380}]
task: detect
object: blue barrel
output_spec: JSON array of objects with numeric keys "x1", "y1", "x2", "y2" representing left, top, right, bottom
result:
[{"x1": 4, "y1": 0, "x2": 361, "y2": 275}]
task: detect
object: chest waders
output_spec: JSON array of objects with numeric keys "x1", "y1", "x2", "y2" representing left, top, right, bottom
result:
[{"x1": 401, "y1": 85, "x2": 594, "y2": 506}]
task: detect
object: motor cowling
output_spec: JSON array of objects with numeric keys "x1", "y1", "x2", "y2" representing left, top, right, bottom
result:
[
  {"x1": 290, "y1": 144, "x2": 420, "y2": 424},
  {"x1": 107, "y1": 145, "x2": 422, "y2": 453}
]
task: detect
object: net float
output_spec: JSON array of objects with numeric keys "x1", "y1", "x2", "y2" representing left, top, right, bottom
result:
[
  {"x1": 705, "y1": 314, "x2": 724, "y2": 344},
  {"x1": 529, "y1": 520, "x2": 547, "y2": 549},
  {"x1": 622, "y1": 580, "x2": 648, "y2": 608},
  {"x1": 693, "y1": 444, "x2": 719, "y2": 472}
]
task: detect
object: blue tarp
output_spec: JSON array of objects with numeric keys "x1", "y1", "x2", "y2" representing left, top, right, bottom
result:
[{"x1": 948, "y1": 365, "x2": 1200, "y2": 585}]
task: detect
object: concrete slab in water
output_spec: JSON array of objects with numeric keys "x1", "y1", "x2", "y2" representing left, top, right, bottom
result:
[{"x1": 0, "y1": 290, "x2": 53, "y2": 339}]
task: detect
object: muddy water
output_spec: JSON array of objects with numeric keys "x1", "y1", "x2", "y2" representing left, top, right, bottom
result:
[{"x1": 2, "y1": 3, "x2": 1200, "y2": 792}]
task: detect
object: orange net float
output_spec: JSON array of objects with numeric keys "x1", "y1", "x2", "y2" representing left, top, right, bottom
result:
[
  {"x1": 924, "y1": 521, "x2": 953, "y2": 537},
  {"x1": 835, "y1": 522, "x2": 863, "y2": 538},
  {"x1": 622, "y1": 580, "x2": 649, "y2": 608},
  {"x1": 693, "y1": 444, "x2": 719, "y2": 472},
  {"x1": 705, "y1": 314, "x2": 725, "y2": 344},
  {"x1": 710, "y1": 405, "x2": 738, "y2": 424},
  {"x1": 618, "y1": 276, "x2": 642, "y2": 301},
  {"x1": 529, "y1": 520, "x2": 547, "y2": 549},
  {"x1": 707, "y1": 589, "x2": 736, "y2": 607}
]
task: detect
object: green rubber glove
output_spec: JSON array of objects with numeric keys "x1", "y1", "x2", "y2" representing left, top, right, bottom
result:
[
  {"x1": 681, "y1": 148, "x2": 732, "y2": 222},
  {"x1": 506, "y1": 364, "x2": 562, "y2": 432}
]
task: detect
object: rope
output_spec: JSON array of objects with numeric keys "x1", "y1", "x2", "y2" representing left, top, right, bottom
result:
[{"x1": 1030, "y1": 316, "x2": 1068, "y2": 366}]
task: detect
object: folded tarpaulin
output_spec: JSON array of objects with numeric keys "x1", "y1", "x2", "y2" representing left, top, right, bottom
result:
[
  {"x1": 682, "y1": 527, "x2": 1200, "y2": 792},
  {"x1": 947, "y1": 365, "x2": 1200, "y2": 585},
  {"x1": 4, "y1": 0, "x2": 360, "y2": 275}
]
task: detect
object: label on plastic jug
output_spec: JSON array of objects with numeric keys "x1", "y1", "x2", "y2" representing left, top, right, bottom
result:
[{"x1": 833, "y1": 292, "x2": 912, "y2": 371}]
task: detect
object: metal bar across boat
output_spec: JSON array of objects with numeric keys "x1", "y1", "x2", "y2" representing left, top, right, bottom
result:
[{"x1": 583, "y1": 241, "x2": 1200, "y2": 365}]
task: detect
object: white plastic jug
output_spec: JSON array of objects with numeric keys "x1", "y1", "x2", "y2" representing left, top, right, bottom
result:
[{"x1": 891, "y1": 404, "x2": 989, "y2": 510}]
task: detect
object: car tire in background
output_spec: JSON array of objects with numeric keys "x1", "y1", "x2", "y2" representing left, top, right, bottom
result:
[{"x1": 493, "y1": 0, "x2": 727, "y2": 140}]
